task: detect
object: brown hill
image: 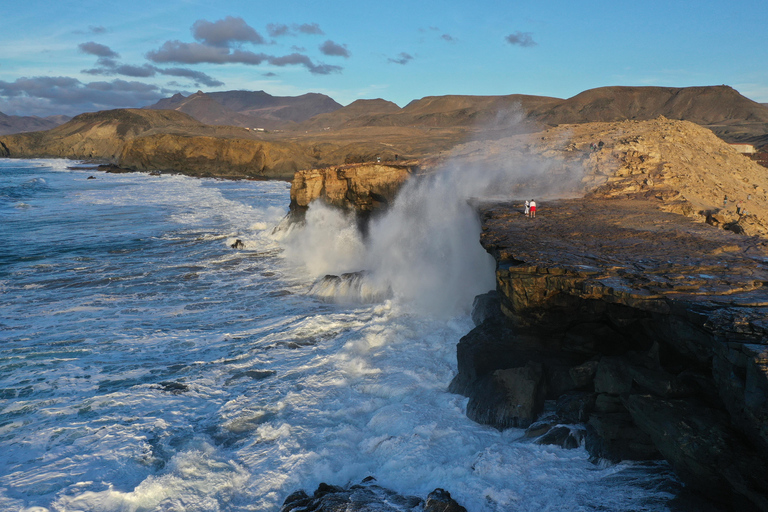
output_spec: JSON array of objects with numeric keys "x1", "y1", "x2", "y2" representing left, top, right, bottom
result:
[
  {"x1": 295, "y1": 94, "x2": 560, "y2": 131},
  {"x1": 531, "y1": 85, "x2": 768, "y2": 125},
  {"x1": 298, "y1": 99, "x2": 402, "y2": 130},
  {"x1": 442, "y1": 116, "x2": 768, "y2": 237},
  {"x1": 146, "y1": 91, "x2": 273, "y2": 128},
  {"x1": 292, "y1": 86, "x2": 768, "y2": 146},
  {"x1": 0, "y1": 109, "x2": 209, "y2": 160},
  {"x1": 0, "y1": 111, "x2": 70, "y2": 136},
  {"x1": 0, "y1": 108, "x2": 311, "y2": 178}
]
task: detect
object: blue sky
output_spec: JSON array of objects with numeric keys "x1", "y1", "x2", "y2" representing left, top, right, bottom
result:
[{"x1": 2, "y1": 0, "x2": 767, "y2": 117}]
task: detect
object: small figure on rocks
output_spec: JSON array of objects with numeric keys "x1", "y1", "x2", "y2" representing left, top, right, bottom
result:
[
  {"x1": 530, "y1": 199, "x2": 537, "y2": 218},
  {"x1": 231, "y1": 239, "x2": 245, "y2": 249},
  {"x1": 724, "y1": 195, "x2": 728, "y2": 207},
  {"x1": 524, "y1": 200, "x2": 530, "y2": 217}
]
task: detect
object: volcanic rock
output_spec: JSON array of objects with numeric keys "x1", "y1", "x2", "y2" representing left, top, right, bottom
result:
[
  {"x1": 279, "y1": 479, "x2": 466, "y2": 512},
  {"x1": 456, "y1": 197, "x2": 768, "y2": 509}
]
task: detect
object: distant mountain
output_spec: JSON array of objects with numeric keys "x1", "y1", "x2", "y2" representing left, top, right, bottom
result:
[
  {"x1": 0, "y1": 111, "x2": 71, "y2": 135},
  {"x1": 292, "y1": 86, "x2": 768, "y2": 148},
  {"x1": 296, "y1": 94, "x2": 561, "y2": 131},
  {"x1": 530, "y1": 85, "x2": 768, "y2": 126},
  {"x1": 144, "y1": 90, "x2": 342, "y2": 129},
  {"x1": 298, "y1": 99, "x2": 402, "y2": 130}
]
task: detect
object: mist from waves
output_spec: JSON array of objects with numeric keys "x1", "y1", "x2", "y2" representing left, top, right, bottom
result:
[{"x1": 279, "y1": 121, "x2": 589, "y2": 315}]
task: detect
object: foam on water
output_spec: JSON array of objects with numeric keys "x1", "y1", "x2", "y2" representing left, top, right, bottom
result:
[{"x1": 0, "y1": 160, "x2": 680, "y2": 511}]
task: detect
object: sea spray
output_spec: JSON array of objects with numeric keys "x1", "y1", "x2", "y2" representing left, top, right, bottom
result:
[{"x1": 280, "y1": 127, "x2": 589, "y2": 315}]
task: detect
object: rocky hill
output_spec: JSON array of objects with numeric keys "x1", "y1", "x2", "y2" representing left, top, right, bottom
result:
[
  {"x1": 292, "y1": 85, "x2": 768, "y2": 148},
  {"x1": 144, "y1": 90, "x2": 342, "y2": 129},
  {"x1": 0, "y1": 110, "x2": 70, "y2": 135},
  {"x1": 0, "y1": 108, "x2": 313, "y2": 179},
  {"x1": 435, "y1": 116, "x2": 768, "y2": 239}
]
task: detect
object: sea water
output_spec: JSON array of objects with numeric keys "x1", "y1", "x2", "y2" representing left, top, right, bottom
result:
[{"x1": 0, "y1": 159, "x2": 680, "y2": 511}]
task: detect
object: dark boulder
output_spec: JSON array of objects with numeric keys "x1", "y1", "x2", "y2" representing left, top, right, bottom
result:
[
  {"x1": 466, "y1": 362, "x2": 545, "y2": 429},
  {"x1": 279, "y1": 479, "x2": 466, "y2": 512}
]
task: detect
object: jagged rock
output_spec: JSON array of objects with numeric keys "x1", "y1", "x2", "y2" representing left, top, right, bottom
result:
[
  {"x1": 279, "y1": 479, "x2": 465, "y2": 512},
  {"x1": 231, "y1": 239, "x2": 245, "y2": 249},
  {"x1": 289, "y1": 162, "x2": 420, "y2": 221},
  {"x1": 464, "y1": 197, "x2": 768, "y2": 507},
  {"x1": 556, "y1": 391, "x2": 596, "y2": 423},
  {"x1": 585, "y1": 411, "x2": 660, "y2": 462},
  {"x1": 594, "y1": 357, "x2": 633, "y2": 395},
  {"x1": 466, "y1": 362, "x2": 545, "y2": 429},
  {"x1": 470, "y1": 290, "x2": 502, "y2": 326},
  {"x1": 424, "y1": 489, "x2": 467, "y2": 512}
]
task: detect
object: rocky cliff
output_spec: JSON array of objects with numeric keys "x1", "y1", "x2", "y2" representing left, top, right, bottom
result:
[
  {"x1": 452, "y1": 203, "x2": 768, "y2": 510},
  {"x1": 289, "y1": 161, "x2": 422, "y2": 222},
  {"x1": 0, "y1": 108, "x2": 315, "y2": 179},
  {"x1": 119, "y1": 133, "x2": 312, "y2": 180}
]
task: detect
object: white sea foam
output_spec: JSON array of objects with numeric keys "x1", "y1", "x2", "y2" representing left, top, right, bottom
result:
[{"x1": 0, "y1": 160, "x2": 679, "y2": 512}]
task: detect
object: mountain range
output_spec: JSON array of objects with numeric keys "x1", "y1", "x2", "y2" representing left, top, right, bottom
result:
[
  {"x1": 145, "y1": 85, "x2": 768, "y2": 148},
  {"x1": 2, "y1": 85, "x2": 768, "y2": 178},
  {"x1": 143, "y1": 90, "x2": 342, "y2": 129},
  {"x1": 0, "y1": 111, "x2": 71, "y2": 136}
]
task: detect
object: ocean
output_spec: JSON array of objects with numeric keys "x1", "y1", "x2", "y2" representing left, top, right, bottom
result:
[{"x1": 1, "y1": 159, "x2": 680, "y2": 511}]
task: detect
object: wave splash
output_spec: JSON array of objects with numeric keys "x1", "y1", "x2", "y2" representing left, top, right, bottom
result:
[{"x1": 279, "y1": 127, "x2": 587, "y2": 316}]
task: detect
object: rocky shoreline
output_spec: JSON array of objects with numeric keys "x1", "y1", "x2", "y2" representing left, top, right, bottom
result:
[{"x1": 453, "y1": 198, "x2": 768, "y2": 510}]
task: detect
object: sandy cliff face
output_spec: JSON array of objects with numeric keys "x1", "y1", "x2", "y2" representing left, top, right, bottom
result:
[
  {"x1": 119, "y1": 134, "x2": 312, "y2": 180},
  {"x1": 0, "y1": 109, "x2": 205, "y2": 160},
  {"x1": 290, "y1": 161, "x2": 420, "y2": 214}
]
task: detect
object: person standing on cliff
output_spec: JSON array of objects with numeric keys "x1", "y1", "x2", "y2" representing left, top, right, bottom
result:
[
  {"x1": 530, "y1": 199, "x2": 537, "y2": 218},
  {"x1": 524, "y1": 200, "x2": 530, "y2": 217}
]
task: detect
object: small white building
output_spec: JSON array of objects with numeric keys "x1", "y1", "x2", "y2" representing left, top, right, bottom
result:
[{"x1": 730, "y1": 143, "x2": 756, "y2": 154}]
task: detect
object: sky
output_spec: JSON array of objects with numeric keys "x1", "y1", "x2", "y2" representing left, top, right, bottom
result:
[{"x1": 1, "y1": 0, "x2": 767, "y2": 117}]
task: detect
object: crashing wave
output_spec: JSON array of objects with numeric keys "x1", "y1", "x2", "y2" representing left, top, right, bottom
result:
[{"x1": 309, "y1": 271, "x2": 391, "y2": 304}]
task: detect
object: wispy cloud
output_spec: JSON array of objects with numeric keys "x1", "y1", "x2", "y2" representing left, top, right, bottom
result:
[
  {"x1": 296, "y1": 23, "x2": 324, "y2": 35},
  {"x1": 319, "y1": 40, "x2": 350, "y2": 58},
  {"x1": 78, "y1": 42, "x2": 119, "y2": 58},
  {"x1": 388, "y1": 52, "x2": 414, "y2": 65},
  {"x1": 146, "y1": 18, "x2": 342, "y2": 75},
  {"x1": 505, "y1": 31, "x2": 537, "y2": 47},
  {"x1": 82, "y1": 48, "x2": 224, "y2": 87}
]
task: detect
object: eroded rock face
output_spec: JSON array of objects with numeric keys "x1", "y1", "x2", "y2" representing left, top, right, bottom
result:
[
  {"x1": 119, "y1": 134, "x2": 309, "y2": 179},
  {"x1": 454, "y1": 198, "x2": 768, "y2": 510},
  {"x1": 289, "y1": 162, "x2": 420, "y2": 220}
]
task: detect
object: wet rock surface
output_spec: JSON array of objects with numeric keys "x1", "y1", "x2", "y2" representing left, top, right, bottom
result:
[
  {"x1": 455, "y1": 198, "x2": 768, "y2": 510},
  {"x1": 280, "y1": 479, "x2": 466, "y2": 512}
]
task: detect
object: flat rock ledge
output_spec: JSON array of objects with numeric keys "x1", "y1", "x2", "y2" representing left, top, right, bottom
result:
[
  {"x1": 280, "y1": 479, "x2": 466, "y2": 512},
  {"x1": 452, "y1": 198, "x2": 768, "y2": 511}
]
